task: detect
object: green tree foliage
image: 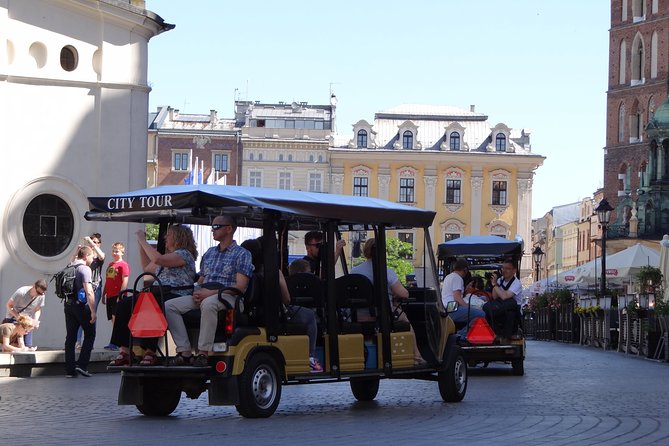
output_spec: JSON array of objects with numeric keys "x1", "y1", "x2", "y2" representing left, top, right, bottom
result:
[
  {"x1": 144, "y1": 223, "x2": 159, "y2": 241},
  {"x1": 386, "y1": 237, "x2": 414, "y2": 285}
]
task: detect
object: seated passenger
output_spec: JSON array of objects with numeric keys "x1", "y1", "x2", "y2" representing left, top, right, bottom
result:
[
  {"x1": 303, "y1": 231, "x2": 346, "y2": 279},
  {"x1": 441, "y1": 259, "x2": 486, "y2": 338},
  {"x1": 483, "y1": 259, "x2": 523, "y2": 342},
  {"x1": 165, "y1": 216, "x2": 253, "y2": 367},
  {"x1": 464, "y1": 276, "x2": 491, "y2": 309},
  {"x1": 109, "y1": 225, "x2": 197, "y2": 366},
  {"x1": 288, "y1": 258, "x2": 311, "y2": 276},
  {"x1": 350, "y1": 238, "x2": 427, "y2": 366},
  {"x1": 241, "y1": 239, "x2": 322, "y2": 373},
  {"x1": 1, "y1": 315, "x2": 36, "y2": 352}
]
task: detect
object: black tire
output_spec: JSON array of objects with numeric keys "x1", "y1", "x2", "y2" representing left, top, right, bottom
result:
[
  {"x1": 350, "y1": 377, "x2": 380, "y2": 401},
  {"x1": 438, "y1": 353, "x2": 467, "y2": 402},
  {"x1": 235, "y1": 352, "x2": 282, "y2": 418},
  {"x1": 136, "y1": 379, "x2": 181, "y2": 416},
  {"x1": 512, "y1": 358, "x2": 524, "y2": 376}
]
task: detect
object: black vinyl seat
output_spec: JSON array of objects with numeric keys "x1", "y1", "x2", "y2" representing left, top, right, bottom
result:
[{"x1": 335, "y1": 274, "x2": 376, "y2": 335}]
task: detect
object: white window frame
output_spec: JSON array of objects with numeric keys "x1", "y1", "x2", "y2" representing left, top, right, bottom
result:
[{"x1": 171, "y1": 149, "x2": 191, "y2": 172}]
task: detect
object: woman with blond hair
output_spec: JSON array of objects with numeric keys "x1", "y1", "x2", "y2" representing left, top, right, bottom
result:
[
  {"x1": 109, "y1": 224, "x2": 197, "y2": 366},
  {"x1": 1, "y1": 315, "x2": 36, "y2": 352}
]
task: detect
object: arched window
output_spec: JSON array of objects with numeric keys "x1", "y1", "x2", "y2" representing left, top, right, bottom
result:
[
  {"x1": 495, "y1": 133, "x2": 507, "y2": 152},
  {"x1": 249, "y1": 152, "x2": 254, "y2": 161},
  {"x1": 619, "y1": 40, "x2": 627, "y2": 84},
  {"x1": 618, "y1": 103, "x2": 626, "y2": 142},
  {"x1": 402, "y1": 131, "x2": 413, "y2": 149},
  {"x1": 631, "y1": 34, "x2": 645, "y2": 83},
  {"x1": 357, "y1": 130, "x2": 368, "y2": 148},
  {"x1": 278, "y1": 154, "x2": 284, "y2": 161},
  {"x1": 651, "y1": 31, "x2": 658, "y2": 79},
  {"x1": 449, "y1": 132, "x2": 460, "y2": 151}
]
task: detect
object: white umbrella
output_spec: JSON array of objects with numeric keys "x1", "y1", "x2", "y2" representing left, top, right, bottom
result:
[
  {"x1": 576, "y1": 243, "x2": 660, "y2": 286},
  {"x1": 659, "y1": 235, "x2": 669, "y2": 300}
]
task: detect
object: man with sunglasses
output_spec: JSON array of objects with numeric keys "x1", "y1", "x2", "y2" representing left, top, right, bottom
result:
[
  {"x1": 4, "y1": 279, "x2": 48, "y2": 348},
  {"x1": 303, "y1": 231, "x2": 346, "y2": 279},
  {"x1": 165, "y1": 215, "x2": 253, "y2": 367}
]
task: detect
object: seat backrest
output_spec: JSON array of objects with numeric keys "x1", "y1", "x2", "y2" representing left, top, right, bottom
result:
[
  {"x1": 286, "y1": 272, "x2": 324, "y2": 309},
  {"x1": 335, "y1": 274, "x2": 375, "y2": 323},
  {"x1": 240, "y1": 272, "x2": 264, "y2": 326}
]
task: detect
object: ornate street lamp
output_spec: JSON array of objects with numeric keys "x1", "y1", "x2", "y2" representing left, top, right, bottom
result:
[
  {"x1": 532, "y1": 246, "x2": 544, "y2": 281},
  {"x1": 595, "y1": 198, "x2": 614, "y2": 298}
]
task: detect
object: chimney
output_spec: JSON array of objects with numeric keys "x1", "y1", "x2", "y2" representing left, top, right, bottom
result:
[
  {"x1": 470, "y1": 105, "x2": 476, "y2": 113},
  {"x1": 210, "y1": 109, "x2": 217, "y2": 124}
]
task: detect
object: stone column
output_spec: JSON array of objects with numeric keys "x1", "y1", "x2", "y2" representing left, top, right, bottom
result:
[
  {"x1": 378, "y1": 175, "x2": 391, "y2": 201},
  {"x1": 331, "y1": 174, "x2": 344, "y2": 195},
  {"x1": 470, "y1": 176, "x2": 483, "y2": 235},
  {"x1": 517, "y1": 178, "x2": 533, "y2": 273},
  {"x1": 423, "y1": 176, "x2": 437, "y2": 211}
]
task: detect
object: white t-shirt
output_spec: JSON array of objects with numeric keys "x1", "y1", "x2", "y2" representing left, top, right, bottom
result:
[
  {"x1": 497, "y1": 276, "x2": 523, "y2": 305},
  {"x1": 441, "y1": 271, "x2": 464, "y2": 306}
]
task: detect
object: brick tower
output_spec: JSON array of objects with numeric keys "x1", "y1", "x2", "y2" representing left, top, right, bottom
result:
[{"x1": 604, "y1": 0, "x2": 669, "y2": 233}]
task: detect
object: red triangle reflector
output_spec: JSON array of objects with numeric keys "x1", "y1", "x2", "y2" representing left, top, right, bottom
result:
[
  {"x1": 466, "y1": 317, "x2": 495, "y2": 345},
  {"x1": 128, "y1": 292, "x2": 168, "y2": 338}
]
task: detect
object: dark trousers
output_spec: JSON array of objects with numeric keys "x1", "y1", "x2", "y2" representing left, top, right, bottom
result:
[
  {"x1": 483, "y1": 298, "x2": 519, "y2": 339},
  {"x1": 64, "y1": 302, "x2": 96, "y2": 374},
  {"x1": 110, "y1": 292, "x2": 177, "y2": 352}
]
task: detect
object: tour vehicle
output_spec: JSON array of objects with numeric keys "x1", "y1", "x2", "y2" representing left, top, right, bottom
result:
[
  {"x1": 438, "y1": 235, "x2": 526, "y2": 376},
  {"x1": 85, "y1": 184, "x2": 467, "y2": 418}
]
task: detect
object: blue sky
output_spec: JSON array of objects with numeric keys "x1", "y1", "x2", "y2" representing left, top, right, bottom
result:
[{"x1": 146, "y1": 1, "x2": 610, "y2": 219}]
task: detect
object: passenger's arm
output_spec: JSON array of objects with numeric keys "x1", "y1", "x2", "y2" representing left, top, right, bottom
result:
[
  {"x1": 453, "y1": 289, "x2": 467, "y2": 306},
  {"x1": 279, "y1": 273, "x2": 291, "y2": 305},
  {"x1": 390, "y1": 280, "x2": 409, "y2": 300}
]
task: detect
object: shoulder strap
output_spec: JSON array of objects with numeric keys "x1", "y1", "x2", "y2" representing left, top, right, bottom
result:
[
  {"x1": 499, "y1": 276, "x2": 516, "y2": 291},
  {"x1": 15, "y1": 294, "x2": 40, "y2": 314}
]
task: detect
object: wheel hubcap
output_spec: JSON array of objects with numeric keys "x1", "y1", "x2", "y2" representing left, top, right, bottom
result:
[
  {"x1": 454, "y1": 359, "x2": 466, "y2": 393},
  {"x1": 252, "y1": 366, "x2": 276, "y2": 409}
]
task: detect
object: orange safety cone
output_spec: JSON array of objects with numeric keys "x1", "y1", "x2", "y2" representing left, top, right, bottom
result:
[
  {"x1": 128, "y1": 292, "x2": 168, "y2": 338},
  {"x1": 466, "y1": 317, "x2": 496, "y2": 345}
]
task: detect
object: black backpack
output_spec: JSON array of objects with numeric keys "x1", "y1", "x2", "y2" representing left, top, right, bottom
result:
[{"x1": 52, "y1": 263, "x2": 81, "y2": 301}]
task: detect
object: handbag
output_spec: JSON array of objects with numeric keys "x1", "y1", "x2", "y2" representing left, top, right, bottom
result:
[{"x1": 2, "y1": 317, "x2": 16, "y2": 324}]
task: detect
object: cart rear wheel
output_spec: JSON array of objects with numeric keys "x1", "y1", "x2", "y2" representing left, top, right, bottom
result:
[
  {"x1": 136, "y1": 378, "x2": 181, "y2": 417},
  {"x1": 512, "y1": 358, "x2": 524, "y2": 376},
  {"x1": 236, "y1": 352, "x2": 282, "y2": 418},
  {"x1": 350, "y1": 377, "x2": 380, "y2": 401}
]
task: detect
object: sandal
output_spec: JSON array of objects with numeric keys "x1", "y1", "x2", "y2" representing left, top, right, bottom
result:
[
  {"x1": 109, "y1": 351, "x2": 130, "y2": 366},
  {"x1": 169, "y1": 352, "x2": 192, "y2": 366},
  {"x1": 139, "y1": 351, "x2": 159, "y2": 366},
  {"x1": 414, "y1": 358, "x2": 428, "y2": 367}
]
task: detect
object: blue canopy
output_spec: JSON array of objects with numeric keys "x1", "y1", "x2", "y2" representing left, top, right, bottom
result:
[{"x1": 86, "y1": 184, "x2": 436, "y2": 229}]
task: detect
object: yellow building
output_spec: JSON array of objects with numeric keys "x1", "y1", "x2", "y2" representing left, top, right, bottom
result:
[{"x1": 330, "y1": 104, "x2": 544, "y2": 278}]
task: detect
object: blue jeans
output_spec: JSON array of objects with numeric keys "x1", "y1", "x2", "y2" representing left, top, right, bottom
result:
[{"x1": 450, "y1": 305, "x2": 486, "y2": 337}]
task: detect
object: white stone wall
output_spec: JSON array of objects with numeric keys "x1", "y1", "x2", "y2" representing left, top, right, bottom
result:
[{"x1": 0, "y1": 0, "x2": 167, "y2": 348}]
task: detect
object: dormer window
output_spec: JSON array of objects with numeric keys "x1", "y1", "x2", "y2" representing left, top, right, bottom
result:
[
  {"x1": 495, "y1": 133, "x2": 507, "y2": 152},
  {"x1": 449, "y1": 132, "x2": 461, "y2": 151},
  {"x1": 357, "y1": 130, "x2": 368, "y2": 148},
  {"x1": 403, "y1": 131, "x2": 413, "y2": 149}
]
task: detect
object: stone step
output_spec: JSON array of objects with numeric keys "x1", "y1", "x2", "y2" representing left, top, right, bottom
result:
[{"x1": 0, "y1": 349, "x2": 119, "y2": 377}]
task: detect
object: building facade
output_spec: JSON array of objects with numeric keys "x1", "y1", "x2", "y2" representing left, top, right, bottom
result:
[
  {"x1": 0, "y1": 0, "x2": 170, "y2": 347},
  {"x1": 605, "y1": 0, "x2": 669, "y2": 234},
  {"x1": 330, "y1": 104, "x2": 544, "y2": 278},
  {"x1": 148, "y1": 106, "x2": 240, "y2": 187}
]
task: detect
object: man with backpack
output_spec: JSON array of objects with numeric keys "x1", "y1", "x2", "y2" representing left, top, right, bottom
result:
[{"x1": 63, "y1": 246, "x2": 97, "y2": 377}]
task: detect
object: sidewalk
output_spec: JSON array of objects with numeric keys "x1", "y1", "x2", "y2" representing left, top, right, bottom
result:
[{"x1": 0, "y1": 349, "x2": 118, "y2": 377}]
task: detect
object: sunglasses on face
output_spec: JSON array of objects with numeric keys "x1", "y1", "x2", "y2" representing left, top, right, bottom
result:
[{"x1": 211, "y1": 224, "x2": 231, "y2": 230}]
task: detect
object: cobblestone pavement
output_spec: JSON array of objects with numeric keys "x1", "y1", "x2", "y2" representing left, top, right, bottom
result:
[{"x1": 2, "y1": 341, "x2": 668, "y2": 446}]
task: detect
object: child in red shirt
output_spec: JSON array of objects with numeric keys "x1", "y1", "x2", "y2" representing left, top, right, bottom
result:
[{"x1": 102, "y1": 242, "x2": 130, "y2": 349}]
